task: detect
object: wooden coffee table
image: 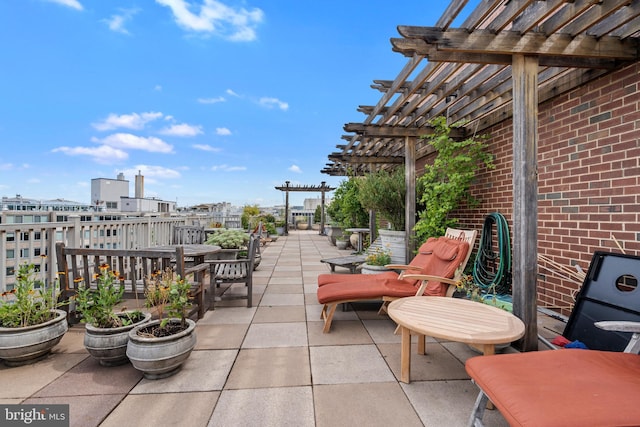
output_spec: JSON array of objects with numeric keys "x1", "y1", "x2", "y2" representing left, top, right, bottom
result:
[{"x1": 388, "y1": 296, "x2": 526, "y2": 383}]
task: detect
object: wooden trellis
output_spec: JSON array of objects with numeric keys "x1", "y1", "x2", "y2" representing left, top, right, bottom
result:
[{"x1": 274, "y1": 182, "x2": 336, "y2": 236}]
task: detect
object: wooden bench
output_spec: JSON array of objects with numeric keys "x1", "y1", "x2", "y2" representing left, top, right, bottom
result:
[{"x1": 55, "y1": 243, "x2": 209, "y2": 323}]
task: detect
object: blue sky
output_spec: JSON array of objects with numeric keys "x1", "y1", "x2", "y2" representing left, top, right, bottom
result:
[{"x1": 0, "y1": 0, "x2": 452, "y2": 207}]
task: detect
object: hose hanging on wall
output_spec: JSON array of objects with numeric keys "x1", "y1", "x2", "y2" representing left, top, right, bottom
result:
[{"x1": 473, "y1": 212, "x2": 512, "y2": 295}]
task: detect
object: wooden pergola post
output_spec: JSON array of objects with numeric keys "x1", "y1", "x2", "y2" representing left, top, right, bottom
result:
[
  {"x1": 284, "y1": 181, "x2": 290, "y2": 236},
  {"x1": 405, "y1": 135, "x2": 416, "y2": 263},
  {"x1": 512, "y1": 54, "x2": 539, "y2": 351}
]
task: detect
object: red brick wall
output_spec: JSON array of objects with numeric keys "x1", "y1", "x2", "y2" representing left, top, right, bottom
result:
[{"x1": 454, "y1": 62, "x2": 640, "y2": 315}]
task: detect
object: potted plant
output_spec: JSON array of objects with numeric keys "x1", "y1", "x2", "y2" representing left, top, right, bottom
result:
[
  {"x1": 0, "y1": 261, "x2": 68, "y2": 366},
  {"x1": 274, "y1": 220, "x2": 286, "y2": 236},
  {"x1": 362, "y1": 247, "x2": 393, "y2": 274},
  {"x1": 75, "y1": 264, "x2": 151, "y2": 366},
  {"x1": 356, "y1": 167, "x2": 407, "y2": 264},
  {"x1": 335, "y1": 234, "x2": 350, "y2": 250},
  {"x1": 126, "y1": 268, "x2": 197, "y2": 379},
  {"x1": 206, "y1": 229, "x2": 250, "y2": 260}
]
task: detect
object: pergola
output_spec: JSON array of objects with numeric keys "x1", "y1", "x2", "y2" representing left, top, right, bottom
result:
[
  {"x1": 322, "y1": 0, "x2": 640, "y2": 350},
  {"x1": 275, "y1": 181, "x2": 336, "y2": 236}
]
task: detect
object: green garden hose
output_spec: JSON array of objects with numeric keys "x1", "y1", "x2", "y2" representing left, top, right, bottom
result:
[{"x1": 473, "y1": 212, "x2": 512, "y2": 295}]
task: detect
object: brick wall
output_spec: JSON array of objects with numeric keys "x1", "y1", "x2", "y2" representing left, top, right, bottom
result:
[{"x1": 454, "y1": 62, "x2": 640, "y2": 315}]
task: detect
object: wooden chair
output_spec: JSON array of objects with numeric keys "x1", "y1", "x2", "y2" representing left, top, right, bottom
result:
[
  {"x1": 55, "y1": 243, "x2": 208, "y2": 323},
  {"x1": 172, "y1": 225, "x2": 206, "y2": 244},
  {"x1": 207, "y1": 234, "x2": 259, "y2": 308},
  {"x1": 316, "y1": 230, "x2": 476, "y2": 333}
]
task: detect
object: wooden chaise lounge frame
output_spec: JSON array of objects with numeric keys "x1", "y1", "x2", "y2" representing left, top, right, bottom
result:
[{"x1": 319, "y1": 228, "x2": 477, "y2": 333}]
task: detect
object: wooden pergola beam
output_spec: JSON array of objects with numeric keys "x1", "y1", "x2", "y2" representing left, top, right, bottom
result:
[{"x1": 397, "y1": 27, "x2": 639, "y2": 60}]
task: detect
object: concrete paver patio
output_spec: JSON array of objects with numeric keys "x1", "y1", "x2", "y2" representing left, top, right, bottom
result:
[{"x1": 1, "y1": 230, "x2": 562, "y2": 426}]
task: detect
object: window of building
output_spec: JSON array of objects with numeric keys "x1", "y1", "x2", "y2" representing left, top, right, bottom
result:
[
  {"x1": 20, "y1": 248, "x2": 30, "y2": 258},
  {"x1": 6, "y1": 249, "x2": 15, "y2": 259}
]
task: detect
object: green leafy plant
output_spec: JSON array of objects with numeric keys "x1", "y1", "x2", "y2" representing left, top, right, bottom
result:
[
  {"x1": 415, "y1": 116, "x2": 494, "y2": 241},
  {"x1": 75, "y1": 264, "x2": 143, "y2": 328},
  {"x1": 206, "y1": 229, "x2": 250, "y2": 249},
  {"x1": 144, "y1": 268, "x2": 192, "y2": 332},
  {"x1": 365, "y1": 247, "x2": 392, "y2": 266},
  {"x1": 356, "y1": 167, "x2": 406, "y2": 231},
  {"x1": 326, "y1": 177, "x2": 368, "y2": 229},
  {"x1": 0, "y1": 261, "x2": 65, "y2": 328}
]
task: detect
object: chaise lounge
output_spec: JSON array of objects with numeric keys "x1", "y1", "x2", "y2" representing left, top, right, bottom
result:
[{"x1": 316, "y1": 228, "x2": 476, "y2": 333}]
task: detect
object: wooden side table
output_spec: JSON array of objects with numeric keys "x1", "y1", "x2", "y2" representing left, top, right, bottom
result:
[{"x1": 388, "y1": 296, "x2": 525, "y2": 383}]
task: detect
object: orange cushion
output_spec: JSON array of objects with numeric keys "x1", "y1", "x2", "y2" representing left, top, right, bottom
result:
[
  {"x1": 317, "y1": 271, "x2": 400, "y2": 286},
  {"x1": 317, "y1": 276, "x2": 417, "y2": 304},
  {"x1": 466, "y1": 350, "x2": 640, "y2": 426}
]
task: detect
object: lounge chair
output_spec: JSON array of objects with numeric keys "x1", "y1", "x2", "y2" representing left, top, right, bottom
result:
[
  {"x1": 466, "y1": 250, "x2": 640, "y2": 426},
  {"x1": 316, "y1": 229, "x2": 476, "y2": 333}
]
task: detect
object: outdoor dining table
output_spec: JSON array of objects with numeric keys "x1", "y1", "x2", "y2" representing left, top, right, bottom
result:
[
  {"x1": 145, "y1": 244, "x2": 221, "y2": 281},
  {"x1": 388, "y1": 296, "x2": 525, "y2": 384},
  {"x1": 345, "y1": 228, "x2": 370, "y2": 253}
]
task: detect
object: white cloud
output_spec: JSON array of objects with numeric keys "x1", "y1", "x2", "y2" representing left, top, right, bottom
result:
[
  {"x1": 215, "y1": 127, "x2": 231, "y2": 136},
  {"x1": 226, "y1": 88, "x2": 240, "y2": 97},
  {"x1": 155, "y1": 0, "x2": 264, "y2": 41},
  {"x1": 92, "y1": 112, "x2": 163, "y2": 131},
  {"x1": 52, "y1": 145, "x2": 129, "y2": 164},
  {"x1": 193, "y1": 144, "x2": 221, "y2": 152},
  {"x1": 91, "y1": 133, "x2": 174, "y2": 153},
  {"x1": 289, "y1": 165, "x2": 302, "y2": 173},
  {"x1": 102, "y1": 8, "x2": 139, "y2": 34},
  {"x1": 259, "y1": 97, "x2": 289, "y2": 111},
  {"x1": 154, "y1": 85, "x2": 163, "y2": 91},
  {"x1": 211, "y1": 164, "x2": 246, "y2": 172},
  {"x1": 44, "y1": 0, "x2": 83, "y2": 10},
  {"x1": 0, "y1": 163, "x2": 14, "y2": 171},
  {"x1": 159, "y1": 123, "x2": 203, "y2": 137},
  {"x1": 197, "y1": 96, "x2": 225, "y2": 104},
  {"x1": 122, "y1": 165, "x2": 181, "y2": 179}
]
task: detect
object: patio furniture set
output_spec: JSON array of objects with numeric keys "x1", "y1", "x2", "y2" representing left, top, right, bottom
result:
[{"x1": 317, "y1": 229, "x2": 640, "y2": 426}]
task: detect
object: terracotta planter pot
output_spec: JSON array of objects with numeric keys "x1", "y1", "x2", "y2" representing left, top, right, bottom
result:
[
  {"x1": 0, "y1": 309, "x2": 68, "y2": 367},
  {"x1": 84, "y1": 311, "x2": 152, "y2": 366}
]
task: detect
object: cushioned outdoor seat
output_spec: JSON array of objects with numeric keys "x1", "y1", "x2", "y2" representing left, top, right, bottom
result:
[
  {"x1": 316, "y1": 235, "x2": 470, "y2": 333},
  {"x1": 466, "y1": 347, "x2": 640, "y2": 427}
]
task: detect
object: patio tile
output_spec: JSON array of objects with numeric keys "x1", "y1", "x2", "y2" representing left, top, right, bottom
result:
[
  {"x1": 0, "y1": 353, "x2": 88, "y2": 399},
  {"x1": 377, "y1": 342, "x2": 469, "y2": 381},
  {"x1": 242, "y1": 322, "x2": 308, "y2": 348},
  {"x1": 401, "y1": 380, "x2": 509, "y2": 427},
  {"x1": 23, "y1": 394, "x2": 125, "y2": 427},
  {"x1": 264, "y1": 284, "x2": 304, "y2": 294},
  {"x1": 310, "y1": 344, "x2": 395, "y2": 384},
  {"x1": 225, "y1": 347, "x2": 311, "y2": 389},
  {"x1": 194, "y1": 324, "x2": 248, "y2": 349},
  {"x1": 305, "y1": 304, "x2": 359, "y2": 322},
  {"x1": 209, "y1": 387, "x2": 314, "y2": 427},
  {"x1": 253, "y1": 305, "x2": 306, "y2": 323},
  {"x1": 199, "y1": 306, "x2": 256, "y2": 325},
  {"x1": 130, "y1": 350, "x2": 237, "y2": 393},
  {"x1": 268, "y1": 276, "x2": 303, "y2": 285},
  {"x1": 307, "y1": 320, "x2": 373, "y2": 346},
  {"x1": 55, "y1": 326, "x2": 88, "y2": 354},
  {"x1": 314, "y1": 382, "x2": 423, "y2": 427},
  {"x1": 32, "y1": 356, "x2": 142, "y2": 397},
  {"x1": 101, "y1": 391, "x2": 219, "y2": 427},
  {"x1": 260, "y1": 293, "x2": 304, "y2": 306},
  {"x1": 362, "y1": 319, "x2": 432, "y2": 344}
]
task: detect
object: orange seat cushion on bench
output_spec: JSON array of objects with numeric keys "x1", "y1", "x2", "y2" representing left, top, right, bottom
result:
[{"x1": 466, "y1": 349, "x2": 640, "y2": 427}]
